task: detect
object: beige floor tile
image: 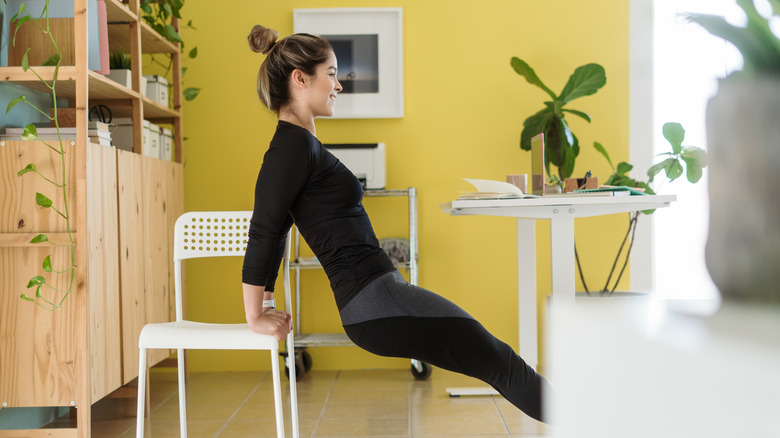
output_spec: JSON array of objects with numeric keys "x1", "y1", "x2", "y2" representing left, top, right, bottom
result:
[
  {"x1": 411, "y1": 400, "x2": 501, "y2": 418},
  {"x1": 233, "y1": 401, "x2": 323, "y2": 421},
  {"x1": 151, "y1": 399, "x2": 239, "y2": 422},
  {"x1": 327, "y1": 388, "x2": 409, "y2": 404},
  {"x1": 412, "y1": 415, "x2": 508, "y2": 436},
  {"x1": 315, "y1": 416, "x2": 409, "y2": 437},
  {"x1": 322, "y1": 401, "x2": 409, "y2": 419},
  {"x1": 127, "y1": 418, "x2": 226, "y2": 438},
  {"x1": 218, "y1": 418, "x2": 317, "y2": 438}
]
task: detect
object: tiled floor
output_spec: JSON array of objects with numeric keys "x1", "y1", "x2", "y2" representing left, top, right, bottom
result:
[{"x1": 69, "y1": 366, "x2": 548, "y2": 437}]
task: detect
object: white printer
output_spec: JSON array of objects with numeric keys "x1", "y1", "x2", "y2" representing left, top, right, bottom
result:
[{"x1": 324, "y1": 143, "x2": 386, "y2": 190}]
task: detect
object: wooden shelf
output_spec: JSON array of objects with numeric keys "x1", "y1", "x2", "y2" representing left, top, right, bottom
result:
[
  {"x1": 104, "y1": 0, "x2": 136, "y2": 24},
  {"x1": 107, "y1": 18, "x2": 178, "y2": 55},
  {"x1": 0, "y1": 67, "x2": 140, "y2": 101},
  {"x1": 143, "y1": 97, "x2": 179, "y2": 121}
]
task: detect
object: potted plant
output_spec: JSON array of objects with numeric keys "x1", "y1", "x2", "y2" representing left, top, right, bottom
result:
[
  {"x1": 510, "y1": 57, "x2": 607, "y2": 179},
  {"x1": 105, "y1": 51, "x2": 132, "y2": 89},
  {"x1": 586, "y1": 122, "x2": 708, "y2": 295},
  {"x1": 687, "y1": 0, "x2": 780, "y2": 304}
]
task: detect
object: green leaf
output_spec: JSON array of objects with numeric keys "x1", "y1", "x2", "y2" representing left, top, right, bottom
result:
[
  {"x1": 593, "y1": 141, "x2": 615, "y2": 171},
  {"x1": 6, "y1": 95, "x2": 27, "y2": 115},
  {"x1": 183, "y1": 87, "x2": 201, "y2": 101},
  {"x1": 22, "y1": 48, "x2": 31, "y2": 71},
  {"x1": 662, "y1": 122, "x2": 685, "y2": 154},
  {"x1": 140, "y1": 2, "x2": 153, "y2": 14},
  {"x1": 647, "y1": 158, "x2": 674, "y2": 183},
  {"x1": 20, "y1": 293, "x2": 34, "y2": 302},
  {"x1": 22, "y1": 124, "x2": 38, "y2": 140},
  {"x1": 558, "y1": 63, "x2": 607, "y2": 105},
  {"x1": 520, "y1": 108, "x2": 554, "y2": 151},
  {"x1": 35, "y1": 193, "x2": 53, "y2": 208},
  {"x1": 12, "y1": 16, "x2": 32, "y2": 46},
  {"x1": 17, "y1": 163, "x2": 37, "y2": 176},
  {"x1": 510, "y1": 57, "x2": 557, "y2": 101},
  {"x1": 42, "y1": 53, "x2": 61, "y2": 66},
  {"x1": 681, "y1": 146, "x2": 708, "y2": 167},
  {"x1": 616, "y1": 161, "x2": 633, "y2": 176},
  {"x1": 561, "y1": 108, "x2": 592, "y2": 123},
  {"x1": 189, "y1": 47, "x2": 198, "y2": 59},
  {"x1": 635, "y1": 181, "x2": 656, "y2": 195},
  {"x1": 30, "y1": 234, "x2": 49, "y2": 244},
  {"x1": 42, "y1": 255, "x2": 53, "y2": 272},
  {"x1": 11, "y1": 3, "x2": 27, "y2": 22},
  {"x1": 667, "y1": 159, "x2": 684, "y2": 181},
  {"x1": 163, "y1": 24, "x2": 183, "y2": 44},
  {"x1": 26, "y1": 276, "x2": 45, "y2": 288},
  {"x1": 181, "y1": 67, "x2": 188, "y2": 77},
  {"x1": 682, "y1": 155, "x2": 704, "y2": 183},
  {"x1": 162, "y1": 2, "x2": 173, "y2": 16},
  {"x1": 35, "y1": 283, "x2": 43, "y2": 298}
]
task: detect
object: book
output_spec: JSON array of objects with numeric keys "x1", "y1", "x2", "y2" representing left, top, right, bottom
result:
[
  {"x1": 573, "y1": 186, "x2": 647, "y2": 196},
  {"x1": 458, "y1": 178, "x2": 539, "y2": 200}
]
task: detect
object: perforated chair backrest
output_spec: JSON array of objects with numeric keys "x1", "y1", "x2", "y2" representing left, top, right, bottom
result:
[{"x1": 171, "y1": 211, "x2": 290, "y2": 322}]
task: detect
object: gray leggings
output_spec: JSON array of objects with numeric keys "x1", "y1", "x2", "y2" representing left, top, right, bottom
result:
[{"x1": 340, "y1": 270, "x2": 551, "y2": 422}]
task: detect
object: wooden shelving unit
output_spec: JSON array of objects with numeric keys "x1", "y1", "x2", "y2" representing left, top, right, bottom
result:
[{"x1": 0, "y1": 1, "x2": 184, "y2": 436}]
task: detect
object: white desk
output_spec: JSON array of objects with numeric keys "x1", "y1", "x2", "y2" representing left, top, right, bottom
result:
[{"x1": 441, "y1": 194, "x2": 676, "y2": 373}]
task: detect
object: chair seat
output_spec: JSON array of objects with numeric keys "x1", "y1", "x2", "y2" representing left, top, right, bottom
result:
[{"x1": 139, "y1": 320, "x2": 279, "y2": 350}]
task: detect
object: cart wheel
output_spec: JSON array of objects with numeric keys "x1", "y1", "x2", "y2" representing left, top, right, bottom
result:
[
  {"x1": 301, "y1": 350, "x2": 313, "y2": 372},
  {"x1": 284, "y1": 357, "x2": 305, "y2": 381},
  {"x1": 410, "y1": 361, "x2": 432, "y2": 380}
]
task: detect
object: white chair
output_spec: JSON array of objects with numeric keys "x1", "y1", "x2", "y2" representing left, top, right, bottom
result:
[{"x1": 136, "y1": 211, "x2": 299, "y2": 438}]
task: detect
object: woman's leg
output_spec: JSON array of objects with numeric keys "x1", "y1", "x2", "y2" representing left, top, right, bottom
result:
[
  {"x1": 344, "y1": 315, "x2": 549, "y2": 422},
  {"x1": 339, "y1": 271, "x2": 551, "y2": 422}
]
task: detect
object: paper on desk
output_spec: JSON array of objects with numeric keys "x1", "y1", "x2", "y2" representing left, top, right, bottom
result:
[{"x1": 460, "y1": 178, "x2": 539, "y2": 199}]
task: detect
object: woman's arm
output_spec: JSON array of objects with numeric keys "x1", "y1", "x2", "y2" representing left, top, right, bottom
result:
[{"x1": 243, "y1": 282, "x2": 291, "y2": 341}]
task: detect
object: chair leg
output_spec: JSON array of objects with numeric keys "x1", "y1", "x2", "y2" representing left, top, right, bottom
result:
[
  {"x1": 287, "y1": 334, "x2": 299, "y2": 438},
  {"x1": 178, "y1": 348, "x2": 188, "y2": 438},
  {"x1": 271, "y1": 348, "x2": 285, "y2": 438},
  {"x1": 136, "y1": 348, "x2": 147, "y2": 438}
]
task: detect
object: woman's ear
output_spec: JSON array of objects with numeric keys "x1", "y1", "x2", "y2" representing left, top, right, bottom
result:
[{"x1": 291, "y1": 69, "x2": 307, "y2": 89}]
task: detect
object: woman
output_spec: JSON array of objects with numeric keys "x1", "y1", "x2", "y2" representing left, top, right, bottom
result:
[{"x1": 242, "y1": 25, "x2": 552, "y2": 422}]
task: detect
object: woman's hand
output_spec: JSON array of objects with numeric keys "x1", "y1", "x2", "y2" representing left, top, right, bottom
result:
[{"x1": 248, "y1": 308, "x2": 292, "y2": 342}]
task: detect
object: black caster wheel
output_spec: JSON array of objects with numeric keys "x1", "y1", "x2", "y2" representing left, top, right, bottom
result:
[
  {"x1": 301, "y1": 350, "x2": 313, "y2": 373},
  {"x1": 284, "y1": 354, "x2": 306, "y2": 381},
  {"x1": 410, "y1": 361, "x2": 432, "y2": 380}
]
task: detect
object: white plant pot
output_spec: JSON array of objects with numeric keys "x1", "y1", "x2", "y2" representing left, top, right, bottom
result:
[
  {"x1": 104, "y1": 69, "x2": 147, "y2": 94},
  {"x1": 705, "y1": 78, "x2": 780, "y2": 304}
]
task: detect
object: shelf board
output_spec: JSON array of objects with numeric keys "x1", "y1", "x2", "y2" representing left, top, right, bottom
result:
[
  {"x1": 104, "y1": 0, "x2": 136, "y2": 23},
  {"x1": 143, "y1": 97, "x2": 179, "y2": 120},
  {"x1": 0, "y1": 67, "x2": 139, "y2": 101}
]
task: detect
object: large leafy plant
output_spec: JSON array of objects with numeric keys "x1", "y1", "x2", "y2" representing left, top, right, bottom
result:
[
  {"x1": 511, "y1": 58, "x2": 607, "y2": 179},
  {"x1": 581, "y1": 122, "x2": 708, "y2": 295},
  {"x1": 686, "y1": 0, "x2": 780, "y2": 79}
]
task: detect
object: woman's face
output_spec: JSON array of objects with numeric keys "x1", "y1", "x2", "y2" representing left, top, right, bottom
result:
[{"x1": 305, "y1": 51, "x2": 343, "y2": 117}]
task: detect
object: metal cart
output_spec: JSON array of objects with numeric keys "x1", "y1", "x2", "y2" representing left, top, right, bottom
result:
[{"x1": 286, "y1": 187, "x2": 432, "y2": 380}]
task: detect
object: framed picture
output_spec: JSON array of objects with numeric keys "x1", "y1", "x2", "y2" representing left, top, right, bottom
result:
[{"x1": 293, "y1": 8, "x2": 404, "y2": 119}]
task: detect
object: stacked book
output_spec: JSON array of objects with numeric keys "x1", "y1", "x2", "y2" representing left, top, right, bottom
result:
[{"x1": 1, "y1": 122, "x2": 112, "y2": 146}]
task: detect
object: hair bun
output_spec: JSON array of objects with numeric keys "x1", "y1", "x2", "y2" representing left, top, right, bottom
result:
[{"x1": 248, "y1": 25, "x2": 279, "y2": 55}]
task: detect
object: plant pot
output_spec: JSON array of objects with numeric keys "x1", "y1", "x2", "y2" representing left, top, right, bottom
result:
[
  {"x1": 705, "y1": 78, "x2": 780, "y2": 304},
  {"x1": 105, "y1": 70, "x2": 147, "y2": 93}
]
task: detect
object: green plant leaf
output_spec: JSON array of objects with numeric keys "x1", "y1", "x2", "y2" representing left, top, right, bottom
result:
[
  {"x1": 162, "y1": 2, "x2": 173, "y2": 16},
  {"x1": 662, "y1": 122, "x2": 685, "y2": 154},
  {"x1": 30, "y1": 234, "x2": 49, "y2": 244},
  {"x1": 140, "y1": 2, "x2": 153, "y2": 14},
  {"x1": 681, "y1": 156, "x2": 704, "y2": 183},
  {"x1": 561, "y1": 108, "x2": 592, "y2": 122},
  {"x1": 593, "y1": 141, "x2": 615, "y2": 171},
  {"x1": 183, "y1": 87, "x2": 201, "y2": 101},
  {"x1": 681, "y1": 146, "x2": 708, "y2": 167},
  {"x1": 26, "y1": 276, "x2": 45, "y2": 288},
  {"x1": 22, "y1": 124, "x2": 38, "y2": 140},
  {"x1": 545, "y1": 117, "x2": 577, "y2": 178},
  {"x1": 616, "y1": 161, "x2": 633, "y2": 176},
  {"x1": 35, "y1": 193, "x2": 53, "y2": 208},
  {"x1": 189, "y1": 47, "x2": 198, "y2": 59},
  {"x1": 647, "y1": 158, "x2": 673, "y2": 183},
  {"x1": 635, "y1": 181, "x2": 656, "y2": 195},
  {"x1": 42, "y1": 53, "x2": 61, "y2": 66},
  {"x1": 12, "y1": 16, "x2": 32, "y2": 46},
  {"x1": 520, "y1": 108, "x2": 554, "y2": 151},
  {"x1": 6, "y1": 95, "x2": 27, "y2": 114},
  {"x1": 42, "y1": 255, "x2": 53, "y2": 272},
  {"x1": 22, "y1": 48, "x2": 31, "y2": 71},
  {"x1": 558, "y1": 63, "x2": 607, "y2": 105},
  {"x1": 510, "y1": 57, "x2": 557, "y2": 101},
  {"x1": 11, "y1": 3, "x2": 26, "y2": 22},
  {"x1": 163, "y1": 24, "x2": 183, "y2": 44},
  {"x1": 667, "y1": 159, "x2": 684, "y2": 181},
  {"x1": 20, "y1": 293, "x2": 34, "y2": 302},
  {"x1": 17, "y1": 163, "x2": 38, "y2": 176}
]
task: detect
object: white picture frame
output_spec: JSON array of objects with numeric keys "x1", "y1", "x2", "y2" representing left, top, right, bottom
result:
[{"x1": 293, "y1": 8, "x2": 404, "y2": 119}]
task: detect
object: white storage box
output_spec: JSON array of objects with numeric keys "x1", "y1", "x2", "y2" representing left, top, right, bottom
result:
[
  {"x1": 111, "y1": 117, "x2": 134, "y2": 152},
  {"x1": 144, "y1": 75, "x2": 169, "y2": 106},
  {"x1": 143, "y1": 121, "x2": 160, "y2": 158},
  {"x1": 160, "y1": 128, "x2": 173, "y2": 161}
]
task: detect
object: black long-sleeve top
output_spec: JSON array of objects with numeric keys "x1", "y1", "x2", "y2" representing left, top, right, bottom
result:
[{"x1": 242, "y1": 121, "x2": 396, "y2": 310}]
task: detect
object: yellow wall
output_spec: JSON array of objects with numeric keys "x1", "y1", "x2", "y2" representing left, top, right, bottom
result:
[{"x1": 178, "y1": 0, "x2": 631, "y2": 372}]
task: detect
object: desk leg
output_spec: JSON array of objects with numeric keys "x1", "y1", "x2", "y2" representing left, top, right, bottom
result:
[
  {"x1": 517, "y1": 218, "x2": 538, "y2": 370},
  {"x1": 446, "y1": 218, "x2": 537, "y2": 398},
  {"x1": 550, "y1": 216, "x2": 576, "y2": 305}
]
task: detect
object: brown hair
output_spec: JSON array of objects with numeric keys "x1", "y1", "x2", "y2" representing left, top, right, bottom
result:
[{"x1": 248, "y1": 25, "x2": 333, "y2": 113}]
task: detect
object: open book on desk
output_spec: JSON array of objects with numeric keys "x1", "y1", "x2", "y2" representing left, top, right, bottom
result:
[{"x1": 457, "y1": 178, "x2": 540, "y2": 200}]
